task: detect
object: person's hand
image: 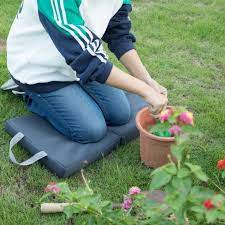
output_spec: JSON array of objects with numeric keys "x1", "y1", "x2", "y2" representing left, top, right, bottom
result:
[
  {"x1": 145, "y1": 77, "x2": 168, "y2": 97},
  {"x1": 143, "y1": 86, "x2": 168, "y2": 116}
]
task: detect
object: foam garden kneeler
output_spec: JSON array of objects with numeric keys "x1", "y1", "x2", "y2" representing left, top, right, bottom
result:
[{"x1": 5, "y1": 92, "x2": 147, "y2": 178}]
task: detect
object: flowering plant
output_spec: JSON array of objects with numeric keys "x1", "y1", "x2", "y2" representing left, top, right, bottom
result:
[
  {"x1": 149, "y1": 107, "x2": 195, "y2": 137},
  {"x1": 40, "y1": 110, "x2": 225, "y2": 224},
  {"x1": 130, "y1": 135, "x2": 225, "y2": 224},
  {"x1": 217, "y1": 157, "x2": 225, "y2": 179},
  {"x1": 40, "y1": 171, "x2": 137, "y2": 225}
]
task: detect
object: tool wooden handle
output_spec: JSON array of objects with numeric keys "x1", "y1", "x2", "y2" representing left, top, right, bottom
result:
[
  {"x1": 41, "y1": 202, "x2": 122, "y2": 214},
  {"x1": 41, "y1": 203, "x2": 71, "y2": 213}
]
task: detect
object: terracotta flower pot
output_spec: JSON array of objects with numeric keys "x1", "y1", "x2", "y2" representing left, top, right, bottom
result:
[{"x1": 136, "y1": 107, "x2": 176, "y2": 168}]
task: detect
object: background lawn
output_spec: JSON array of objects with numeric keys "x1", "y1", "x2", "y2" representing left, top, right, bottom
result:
[{"x1": 0, "y1": 0, "x2": 225, "y2": 224}]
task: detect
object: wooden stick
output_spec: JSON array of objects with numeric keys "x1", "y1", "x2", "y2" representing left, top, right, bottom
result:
[
  {"x1": 40, "y1": 202, "x2": 122, "y2": 214},
  {"x1": 41, "y1": 203, "x2": 71, "y2": 213},
  {"x1": 40, "y1": 191, "x2": 165, "y2": 214}
]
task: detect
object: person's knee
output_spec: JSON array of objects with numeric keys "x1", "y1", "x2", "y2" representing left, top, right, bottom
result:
[
  {"x1": 86, "y1": 122, "x2": 107, "y2": 143},
  {"x1": 117, "y1": 106, "x2": 131, "y2": 125},
  {"x1": 70, "y1": 121, "x2": 107, "y2": 144},
  {"x1": 111, "y1": 101, "x2": 131, "y2": 125}
]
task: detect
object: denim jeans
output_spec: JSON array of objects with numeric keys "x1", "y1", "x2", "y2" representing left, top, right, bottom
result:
[{"x1": 24, "y1": 81, "x2": 131, "y2": 143}]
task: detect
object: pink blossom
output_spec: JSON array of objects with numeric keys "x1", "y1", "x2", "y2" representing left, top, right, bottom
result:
[
  {"x1": 203, "y1": 199, "x2": 215, "y2": 210},
  {"x1": 169, "y1": 125, "x2": 182, "y2": 136},
  {"x1": 122, "y1": 198, "x2": 133, "y2": 210},
  {"x1": 129, "y1": 186, "x2": 141, "y2": 195},
  {"x1": 159, "y1": 109, "x2": 172, "y2": 122},
  {"x1": 44, "y1": 182, "x2": 61, "y2": 193},
  {"x1": 217, "y1": 158, "x2": 225, "y2": 170},
  {"x1": 178, "y1": 111, "x2": 194, "y2": 125}
]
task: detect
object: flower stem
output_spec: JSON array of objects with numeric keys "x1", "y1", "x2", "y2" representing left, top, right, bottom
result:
[
  {"x1": 210, "y1": 180, "x2": 225, "y2": 194},
  {"x1": 81, "y1": 169, "x2": 91, "y2": 192},
  {"x1": 178, "y1": 160, "x2": 181, "y2": 170},
  {"x1": 168, "y1": 154, "x2": 175, "y2": 165}
]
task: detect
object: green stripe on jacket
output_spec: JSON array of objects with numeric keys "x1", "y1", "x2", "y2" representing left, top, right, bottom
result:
[{"x1": 37, "y1": 0, "x2": 86, "y2": 40}]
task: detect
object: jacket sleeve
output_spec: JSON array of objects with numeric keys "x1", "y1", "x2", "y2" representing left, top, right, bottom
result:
[
  {"x1": 37, "y1": 0, "x2": 113, "y2": 84},
  {"x1": 102, "y1": 4, "x2": 136, "y2": 60}
]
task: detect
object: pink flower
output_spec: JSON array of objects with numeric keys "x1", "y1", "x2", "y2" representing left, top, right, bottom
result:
[
  {"x1": 44, "y1": 182, "x2": 61, "y2": 193},
  {"x1": 217, "y1": 158, "x2": 225, "y2": 170},
  {"x1": 203, "y1": 199, "x2": 214, "y2": 210},
  {"x1": 169, "y1": 125, "x2": 182, "y2": 136},
  {"x1": 159, "y1": 109, "x2": 173, "y2": 122},
  {"x1": 122, "y1": 198, "x2": 133, "y2": 210},
  {"x1": 178, "y1": 111, "x2": 194, "y2": 125},
  {"x1": 129, "y1": 186, "x2": 141, "y2": 195}
]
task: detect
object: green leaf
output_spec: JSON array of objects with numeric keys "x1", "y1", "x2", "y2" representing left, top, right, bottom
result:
[
  {"x1": 79, "y1": 195, "x2": 94, "y2": 208},
  {"x1": 185, "y1": 163, "x2": 208, "y2": 182},
  {"x1": 164, "y1": 163, "x2": 177, "y2": 175},
  {"x1": 150, "y1": 122, "x2": 170, "y2": 134},
  {"x1": 191, "y1": 206, "x2": 204, "y2": 213},
  {"x1": 64, "y1": 204, "x2": 81, "y2": 219},
  {"x1": 78, "y1": 187, "x2": 93, "y2": 196},
  {"x1": 151, "y1": 163, "x2": 175, "y2": 176},
  {"x1": 177, "y1": 167, "x2": 190, "y2": 178},
  {"x1": 57, "y1": 182, "x2": 72, "y2": 195},
  {"x1": 212, "y1": 194, "x2": 224, "y2": 205},
  {"x1": 171, "y1": 144, "x2": 184, "y2": 161},
  {"x1": 163, "y1": 131, "x2": 171, "y2": 137},
  {"x1": 152, "y1": 131, "x2": 166, "y2": 137},
  {"x1": 181, "y1": 125, "x2": 193, "y2": 133},
  {"x1": 168, "y1": 116, "x2": 176, "y2": 124},
  {"x1": 98, "y1": 200, "x2": 111, "y2": 209},
  {"x1": 88, "y1": 216, "x2": 95, "y2": 225},
  {"x1": 150, "y1": 170, "x2": 172, "y2": 190},
  {"x1": 189, "y1": 186, "x2": 214, "y2": 203},
  {"x1": 175, "y1": 135, "x2": 189, "y2": 145},
  {"x1": 134, "y1": 193, "x2": 146, "y2": 200},
  {"x1": 206, "y1": 210, "x2": 220, "y2": 223},
  {"x1": 150, "y1": 121, "x2": 172, "y2": 137},
  {"x1": 171, "y1": 177, "x2": 192, "y2": 194},
  {"x1": 182, "y1": 126, "x2": 202, "y2": 137},
  {"x1": 150, "y1": 166, "x2": 163, "y2": 176},
  {"x1": 222, "y1": 171, "x2": 225, "y2": 178},
  {"x1": 217, "y1": 212, "x2": 225, "y2": 220}
]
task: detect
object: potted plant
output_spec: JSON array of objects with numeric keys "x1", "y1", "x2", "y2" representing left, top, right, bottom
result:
[{"x1": 136, "y1": 106, "x2": 194, "y2": 168}]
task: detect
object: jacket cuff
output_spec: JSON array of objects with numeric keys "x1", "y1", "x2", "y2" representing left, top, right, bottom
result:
[
  {"x1": 112, "y1": 41, "x2": 135, "y2": 60},
  {"x1": 95, "y1": 61, "x2": 113, "y2": 83}
]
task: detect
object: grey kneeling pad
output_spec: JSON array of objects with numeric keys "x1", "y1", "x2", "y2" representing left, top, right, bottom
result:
[{"x1": 5, "y1": 92, "x2": 148, "y2": 177}]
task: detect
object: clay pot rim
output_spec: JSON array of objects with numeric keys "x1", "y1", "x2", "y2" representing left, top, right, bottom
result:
[{"x1": 136, "y1": 107, "x2": 175, "y2": 142}]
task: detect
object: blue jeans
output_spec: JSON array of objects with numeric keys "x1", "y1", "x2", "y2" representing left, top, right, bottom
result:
[{"x1": 24, "y1": 81, "x2": 131, "y2": 143}]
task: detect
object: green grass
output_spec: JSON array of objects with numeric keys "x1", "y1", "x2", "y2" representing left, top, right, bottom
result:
[{"x1": 0, "y1": 0, "x2": 225, "y2": 224}]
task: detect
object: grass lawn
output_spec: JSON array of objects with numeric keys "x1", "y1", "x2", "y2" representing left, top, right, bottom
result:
[{"x1": 0, "y1": 0, "x2": 225, "y2": 224}]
